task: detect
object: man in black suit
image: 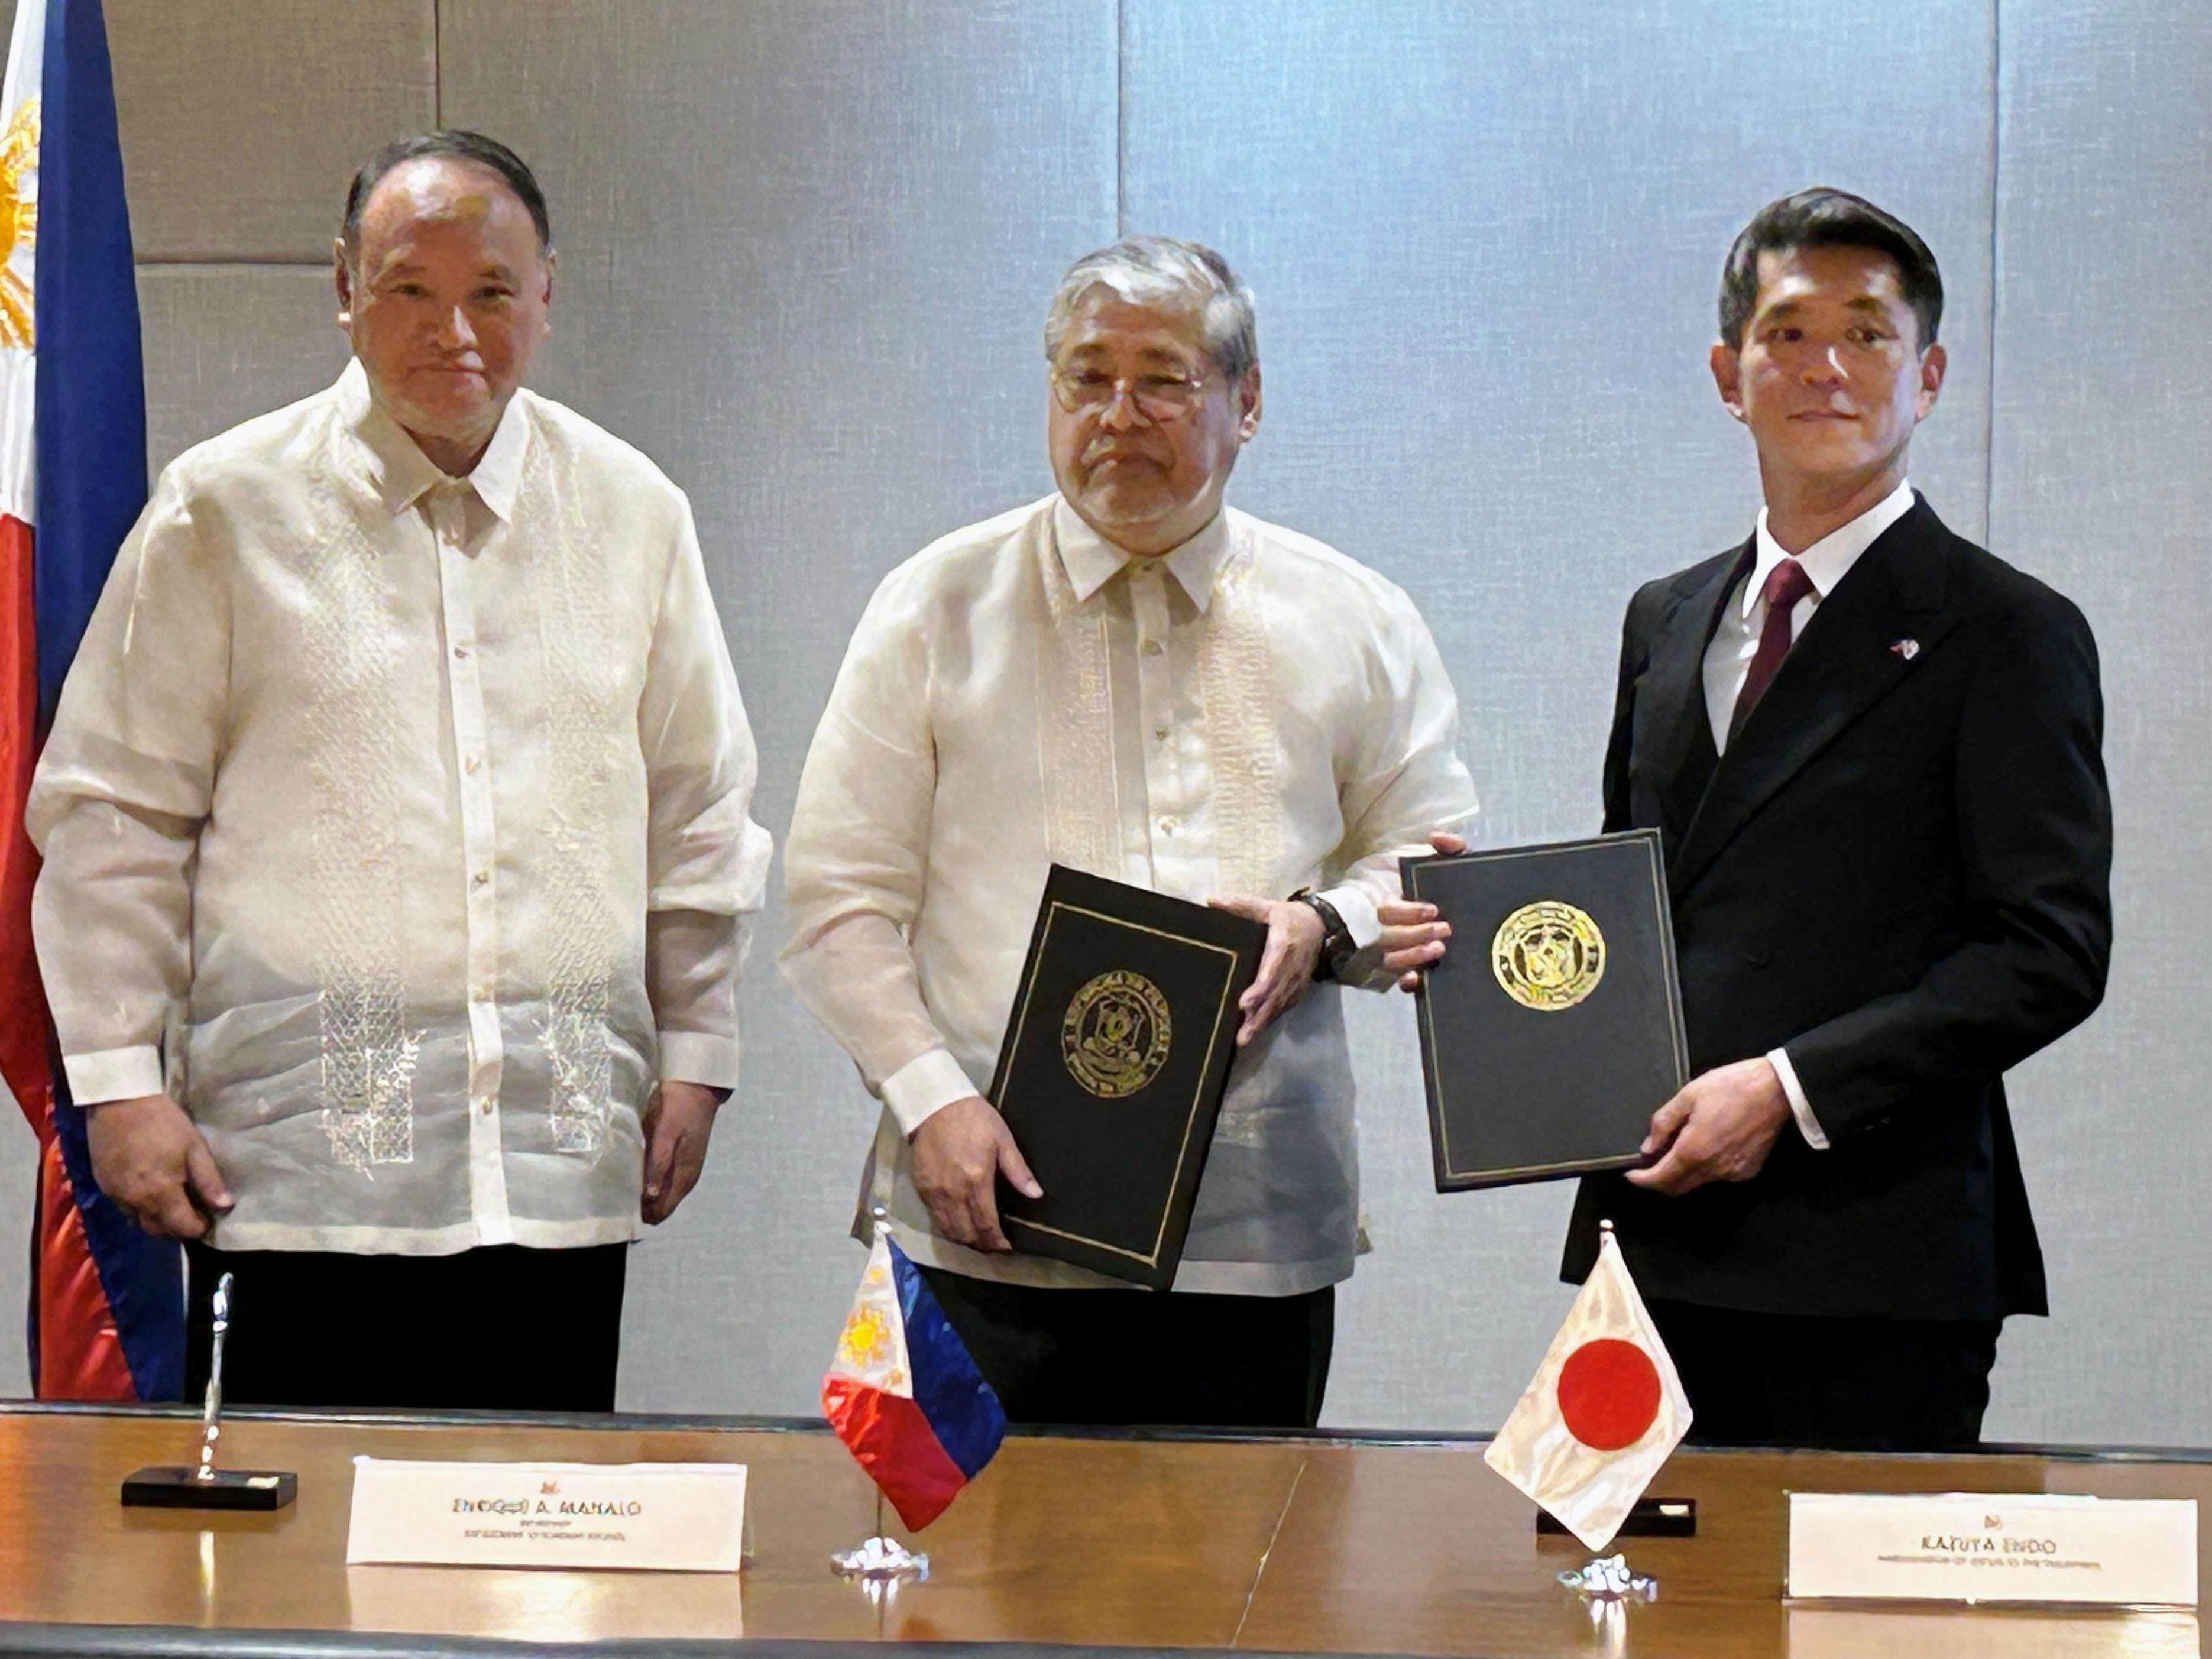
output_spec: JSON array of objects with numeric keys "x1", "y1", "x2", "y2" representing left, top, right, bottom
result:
[{"x1": 1559, "y1": 188, "x2": 2112, "y2": 1451}]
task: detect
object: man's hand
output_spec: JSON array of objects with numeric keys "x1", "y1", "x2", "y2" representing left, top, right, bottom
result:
[
  {"x1": 86, "y1": 1095, "x2": 232, "y2": 1240},
  {"x1": 640, "y1": 1080, "x2": 723, "y2": 1225},
  {"x1": 908, "y1": 1095, "x2": 1042, "y2": 1253},
  {"x1": 1382, "y1": 831, "x2": 1468, "y2": 990},
  {"x1": 1626, "y1": 1058, "x2": 1793, "y2": 1196},
  {"x1": 1209, "y1": 895, "x2": 1325, "y2": 1045}
]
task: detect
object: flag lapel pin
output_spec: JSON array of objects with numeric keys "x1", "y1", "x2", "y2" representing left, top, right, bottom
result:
[{"x1": 1889, "y1": 638, "x2": 1920, "y2": 661}]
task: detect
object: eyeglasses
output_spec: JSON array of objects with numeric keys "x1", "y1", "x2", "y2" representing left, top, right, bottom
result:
[{"x1": 1049, "y1": 364, "x2": 1211, "y2": 423}]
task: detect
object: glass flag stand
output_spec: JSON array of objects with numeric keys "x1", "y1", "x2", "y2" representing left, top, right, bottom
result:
[
  {"x1": 831, "y1": 1489, "x2": 928, "y2": 1582},
  {"x1": 1559, "y1": 1554, "x2": 1657, "y2": 1656},
  {"x1": 1559, "y1": 1553, "x2": 1658, "y2": 1600}
]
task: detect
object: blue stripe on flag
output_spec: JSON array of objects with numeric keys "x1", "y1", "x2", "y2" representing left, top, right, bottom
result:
[
  {"x1": 886, "y1": 1236, "x2": 1006, "y2": 1480},
  {"x1": 30, "y1": 0, "x2": 174, "y2": 1402},
  {"x1": 34, "y1": 0, "x2": 145, "y2": 724},
  {"x1": 48, "y1": 1057, "x2": 183, "y2": 1399}
]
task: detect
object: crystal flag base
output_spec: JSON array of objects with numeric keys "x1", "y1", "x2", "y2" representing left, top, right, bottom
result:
[
  {"x1": 831, "y1": 1533, "x2": 929, "y2": 1582},
  {"x1": 1559, "y1": 1553, "x2": 1658, "y2": 1602}
]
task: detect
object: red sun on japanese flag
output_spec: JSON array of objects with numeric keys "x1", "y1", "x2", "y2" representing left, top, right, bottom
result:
[
  {"x1": 1484, "y1": 1224, "x2": 1692, "y2": 1552},
  {"x1": 1556, "y1": 1337, "x2": 1662, "y2": 1450}
]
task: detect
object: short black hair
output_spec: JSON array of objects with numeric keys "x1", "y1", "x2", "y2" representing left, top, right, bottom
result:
[
  {"x1": 341, "y1": 130, "x2": 552, "y2": 255},
  {"x1": 1719, "y1": 187, "x2": 1941, "y2": 349}
]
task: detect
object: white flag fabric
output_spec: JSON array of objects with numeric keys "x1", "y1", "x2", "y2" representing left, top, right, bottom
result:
[
  {"x1": 0, "y1": 0, "x2": 43, "y2": 524},
  {"x1": 1484, "y1": 1224, "x2": 1692, "y2": 1551}
]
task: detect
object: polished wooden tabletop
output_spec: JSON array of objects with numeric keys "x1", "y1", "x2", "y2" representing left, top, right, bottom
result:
[{"x1": 0, "y1": 1407, "x2": 2203, "y2": 1655}]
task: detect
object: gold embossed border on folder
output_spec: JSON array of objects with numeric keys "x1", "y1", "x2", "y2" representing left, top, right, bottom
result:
[
  {"x1": 998, "y1": 902, "x2": 1243, "y2": 1269},
  {"x1": 1407, "y1": 830, "x2": 1689, "y2": 1187}
]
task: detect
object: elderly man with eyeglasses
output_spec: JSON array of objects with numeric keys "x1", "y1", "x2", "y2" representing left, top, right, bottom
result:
[{"x1": 782, "y1": 236, "x2": 1476, "y2": 1429}]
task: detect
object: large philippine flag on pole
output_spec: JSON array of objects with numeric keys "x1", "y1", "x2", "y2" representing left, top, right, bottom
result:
[{"x1": 0, "y1": 0, "x2": 177, "y2": 1401}]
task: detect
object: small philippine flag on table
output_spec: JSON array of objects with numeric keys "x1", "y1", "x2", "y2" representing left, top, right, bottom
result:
[
  {"x1": 822, "y1": 1233, "x2": 1006, "y2": 1532},
  {"x1": 1484, "y1": 1221, "x2": 1692, "y2": 1551}
]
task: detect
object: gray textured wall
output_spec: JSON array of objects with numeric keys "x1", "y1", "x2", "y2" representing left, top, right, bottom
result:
[{"x1": 4, "y1": 1, "x2": 2204, "y2": 1445}]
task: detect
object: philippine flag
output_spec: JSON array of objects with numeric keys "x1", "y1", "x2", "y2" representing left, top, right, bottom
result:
[
  {"x1": 0, "y1": 0, "x2": 176, "y2": 1401},
  {"x1": 1483, "y1": 1221, "x2": 1692, "y2": 1551},
  {"x1": 822, "y1": 1233, "x2": 1006, "y2": 1532}
]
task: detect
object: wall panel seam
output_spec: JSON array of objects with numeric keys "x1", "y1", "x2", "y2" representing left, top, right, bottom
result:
[
  {"x1": 1115, "y1": 0, "x2": 1126, "y2": 235},
  {"x1": 1984, "y1": 0, "x2": 2003, "y2": 540}
]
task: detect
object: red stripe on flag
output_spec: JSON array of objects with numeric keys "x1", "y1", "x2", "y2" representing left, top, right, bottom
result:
[
  {"x1": 821, "y1": 1375, "x2": 969, "y2": 1532},
  {"x1": 0, "y1": 514, "x2": 50, "y2": 1121},
  {"x1": 2, "y1": 511, "x2": 135, "y2": 1401},
  {"x1": 36, "y1": 1133, "x2": 130, "y2": 1397}
]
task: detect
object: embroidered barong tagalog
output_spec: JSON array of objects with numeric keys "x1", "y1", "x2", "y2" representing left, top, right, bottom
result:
[
  {"x1": 25, "y1": 359, "x2": 770, "y2": 1252},
  {"x1": 527, "y1": 443, "x2": 621, "y2": 1155},
  {"x1": 304, "y1": 475, "x2": 418, "y2": 1172}
]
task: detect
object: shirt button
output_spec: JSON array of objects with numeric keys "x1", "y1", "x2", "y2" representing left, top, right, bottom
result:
[
  {"x1": 465, "y1": 755, "x2": 481, "y2": 775},
  {"x1": 1158, "y1": 816, "x2": 1177, "y2": 836},
  {"x1": 471, "y1": 870, "x2": 490, "y2": 889},
  {"x1": 475, "y1": 1096, "x2": 494, "y2": 1117},
  {"x1": 452, "y1": 643, "x2": 471, "y2": 660},
  {"x1": 1154, "y1": 724, "x2": 1172, "y2": 742},
  {"x1": 1141, "y1": 638, "x2": 1164, "y2": 657}
]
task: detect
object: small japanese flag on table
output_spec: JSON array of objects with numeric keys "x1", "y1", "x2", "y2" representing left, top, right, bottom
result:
[{"x1": 1484, "y1": 1221, "x2": 1691, "y2": 1551}]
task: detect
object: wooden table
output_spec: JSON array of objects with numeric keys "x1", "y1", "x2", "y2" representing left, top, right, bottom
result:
[{"x1": 0, "y1": 1406, "x2": 2202, "y2": 1656}]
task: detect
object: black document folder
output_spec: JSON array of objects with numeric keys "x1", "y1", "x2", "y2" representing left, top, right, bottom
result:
[
  {"x1": 990, "y1": 866, "x2": 1267, "y2": 1289},
  {"x1": 1403, "y1": 830, "x2": 1688, "y2": 1191}
]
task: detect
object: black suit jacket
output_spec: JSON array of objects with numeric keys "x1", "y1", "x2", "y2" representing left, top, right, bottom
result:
[{"x1": 1562, "y1": 497, "x2": 2112, "y2": 1321}]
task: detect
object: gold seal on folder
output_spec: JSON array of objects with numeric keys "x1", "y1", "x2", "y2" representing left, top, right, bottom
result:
[
  {"x1": 1492, "y1": 901, "x2": 1606, "y2": 1011},
  {"x1": 1061, "y1": 969, "x2": 1174, "y2": 1097}
]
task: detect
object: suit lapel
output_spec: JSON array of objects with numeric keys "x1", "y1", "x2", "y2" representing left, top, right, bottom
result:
[
  {"x1": 1636, "y1": 540, "x2": 1750, "y2": 844},
  {"x1": 1670, "y1": 500, "x2": 1957, "y2": 900}
]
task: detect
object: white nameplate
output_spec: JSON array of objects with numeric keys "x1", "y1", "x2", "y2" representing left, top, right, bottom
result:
[
  {"x1": 1788, "y1": 1493, "x2": 2197, "y2": 1607},
  {"x1": 346, "y1": 1458, "x2": 746, "y2": 1573},
  {"x1": 1785, "y1": 1606, "x2": 2200, "y2": 1659}
]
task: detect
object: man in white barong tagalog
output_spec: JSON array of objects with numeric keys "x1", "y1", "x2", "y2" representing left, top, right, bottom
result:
[
  {"x1": 28, "y1": 131, "x2": 772, "y2": 1412},
  {"x1": 781, "y1": 236, "x2": 1475, "y2": 1429}
]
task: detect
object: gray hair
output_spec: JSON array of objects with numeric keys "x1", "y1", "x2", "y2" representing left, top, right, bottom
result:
[{"x1": 1043, "y1": 235, "x2": 1258, "y2": 381}]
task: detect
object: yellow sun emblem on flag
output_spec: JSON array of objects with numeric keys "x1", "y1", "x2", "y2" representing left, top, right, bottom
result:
[
  {"x1": 837, "y1": 1305, "x2": 892, "y2": 1372},
  {"x1": 0, "y1": 99, "x2": 37, "y2": 351}
]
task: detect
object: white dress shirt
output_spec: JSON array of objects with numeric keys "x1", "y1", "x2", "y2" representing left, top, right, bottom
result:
[
  {"x1": 782, "y1": 494, "x2": 1479, "y2": 1294},
  {"x1": 1701, "y1": 477, "x2": 1916, "y2": 1151},
  {"x1": 28, "y1": 359, "x2": 773, "y2": 1253}
]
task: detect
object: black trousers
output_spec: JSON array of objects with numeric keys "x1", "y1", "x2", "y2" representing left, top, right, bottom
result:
[
  {"x1": 918, "y1": 1265, "x2": 1333, "y2": 1430},
  {"x1": 184, "y1": 1241, "x2": 628, "y2": 1412},
  {"x1": 1647, "y1": 1298, "x2": 2003, "y2": 1453}
]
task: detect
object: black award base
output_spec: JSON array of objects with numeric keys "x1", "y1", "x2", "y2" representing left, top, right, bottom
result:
[
  {"x1": 1537, "y1": 1496, "x2": 1695, "y2": 1538},
  {"x1": 121, "y1": 1466, "x2": 297, "y2": 1510}
]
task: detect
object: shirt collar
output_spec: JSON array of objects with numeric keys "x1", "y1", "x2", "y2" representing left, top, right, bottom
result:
[
  {"x1": 1748, "y1": 477, "x2": 1916, "y2": 617},
  {"x1": 1051, "y1": 494, "x2": 1235, "y2": 614},
  {"x1": 333, "y1": 356, "x2": 529, "y2": 524}
]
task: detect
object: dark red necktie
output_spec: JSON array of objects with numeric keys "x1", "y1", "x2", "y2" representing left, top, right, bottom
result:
[{"x1": 1730, "y1": 556, "x2": 1816, "y2": 738}]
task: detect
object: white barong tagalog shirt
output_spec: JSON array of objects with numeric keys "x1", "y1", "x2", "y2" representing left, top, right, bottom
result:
[
  {"x1": 28, "y1": 359, "x2": 773, "y2": 1254},
  {"x1": 782, "y1": 495, "x2": 1478, "y2": 1294}
]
